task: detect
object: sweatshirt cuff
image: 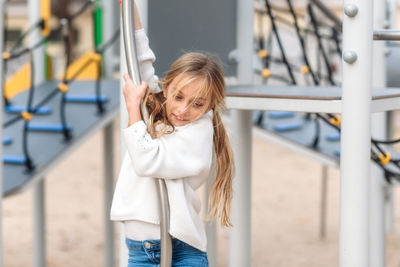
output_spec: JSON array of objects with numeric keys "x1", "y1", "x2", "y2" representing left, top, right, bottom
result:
[{"x1": 123, "y1": 120, "x2": 147, "y2": 136}]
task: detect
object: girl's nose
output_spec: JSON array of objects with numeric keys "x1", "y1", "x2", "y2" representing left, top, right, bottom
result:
[{"x1": 176, "y1": 102, "x2": 189, "y2": 115}]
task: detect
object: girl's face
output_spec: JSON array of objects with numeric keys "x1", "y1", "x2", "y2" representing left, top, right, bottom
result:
[{"x1": 163, "y1": 77, "x2": 211, "y2": 127}]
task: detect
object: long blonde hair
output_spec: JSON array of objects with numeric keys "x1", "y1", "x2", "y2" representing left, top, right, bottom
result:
[{"x1": 144, "y1": 52, "x2": 234, "y2": 227}]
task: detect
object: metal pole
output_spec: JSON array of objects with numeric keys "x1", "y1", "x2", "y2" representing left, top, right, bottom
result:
[
  {"x1": 204, "y1": 155, "x2": 217, "y2": 267},
  {"x1": 33, "y1": 182, "x2": 46, "y2": 267},
  {"x1": 28, "y1": 0, "x2": 47, "y2": 266},
  {"x1": 319, "y1": 165, "x2": 328, "y2": 239},
  {"x1": 121, "y1": 1, "x2": 172, "y2": 266},
  {"x1": 28, "y1": 0, "x2": 45, "y2": 84},
  {"x1": 119, "y1": 14, "x2": 128, "y2": 267},
  {"x1": 0, "y1": 1, "x2": 5, "y2": 266},
  {"x1": 384, "y1": 0, "x2": 397, "y2": 234},
  {"x1": 373, "y1": 30, "x2": 400, "y2": 40},
  {"x1": 370, "y1": 0, "x2": 387, "y2": 265},
  {"x1": 102, "y1": 0, "x2": 118, "y2": 78},
  {"x1": 340, "y1": 0, "x2": 372, "y2": 266},
  {"x1": 104, "y1": 122, "x2": 115, "y2": 267},
  {"x1": 230, "y1": 0, "x2": 253, "y2": 266}
]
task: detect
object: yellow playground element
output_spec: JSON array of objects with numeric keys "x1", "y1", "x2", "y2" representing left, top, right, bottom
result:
[
  {"x1": 300, "y1": 65, "x2": 310, "y2": 74},
  {"x1": 41, "y1": 0, "x2": 51, "y2": 36},
  {"x1": 21, "y1": 111, "x2": 33, "y2": 122},
  {"x1": 57, "y1": 83, "x2": 68, "y2": 93},
  {"x1": 4, "y1": 63, "x2": 32, "y2": 100},
  {"x1": 329, "y1": 115, "x2": 341, "y2": 126},
  {"x1": 261, "y1": 68, "x2": 271, "y2": 78},
  {"x1": 258, "y1": 49, "x2": 268, "y2": 59},
  {"x1": 378, "y1": 152, "x2": 391, "y2": 165},
  {"x1": 62, "y1": 51, "x2": 102, "y2": 81},
  {"x1": 2, "y1": 52, "x2": 11, "y2": 60}
]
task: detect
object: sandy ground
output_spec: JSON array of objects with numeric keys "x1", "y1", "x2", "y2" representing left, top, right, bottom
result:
[{"x1": 3, "y1": 117, "x2": 400, "y2": 267}]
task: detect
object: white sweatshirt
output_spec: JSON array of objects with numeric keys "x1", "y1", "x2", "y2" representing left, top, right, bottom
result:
[{"x1": 110, "y1": 29, "x2": 214, "y2": 252}]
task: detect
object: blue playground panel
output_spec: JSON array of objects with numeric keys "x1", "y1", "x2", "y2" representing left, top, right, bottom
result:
[
  {"x1": 326, "y1": 132, "x2": 340, "y2": 142},
  {"x1": 27, "y1": 124, "x2": 72, "y2": 132},
  {"x1": 3, "y1": 155, "x2": 26, "y2": 164},
  {"x1": 65, "y1": 94, "x2": 109, "y2": 103},
  {"x1": 2, "y1": 80, "x2": 120, "y2": 197},
  {"x1": 5, "y1": 105, "x2": 51, "y2": 115},
  {"x1": 2, "y1": 136, "x2": 12, "y2": 145},
  {"x1": 269, "y1": 111, "x2": 295, "y2": 119},
  {"x1": 253, "y1": 110, "x2": 341, "y2": 159},
  {"x1": 274, "y1": 122, "x2": 302, "y2": 132}
]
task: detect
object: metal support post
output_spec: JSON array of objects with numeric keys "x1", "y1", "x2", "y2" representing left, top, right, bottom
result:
[
  {"x1": 229, "y1": 0, "x2": 253, "y2": 266},
  {"x1": 102, "y1": 0, "x2": 119, "y2": 78},
  {"x1": 340, "y1": 0, "x2": 373, "y2": 266},
  {"x1": 119, "y1": 13, "x2": 129, "y2": 267},
  {"x1": 120, "y1": 1, "x2": 172, "y2": 266},
  {"x1": 319, "y1": 165, "x2": 328, "y2": 239},
  {"x1": 104, "y1": 122, "x2": 115, "y2": 267},
  {"x1": 370, "y1": 114, "x2": 386, "y2": 267},
  {"x1": 384, "y1": 0, "x2": 397, "y2": 235},
  {"x1": 230, "y1": 111, "x2": 252, "y2": 267},
  {"x1": 370, "y1": 0, "x2": 387, "y2": 265},
  {"x1": 33, "y1": 181, "x2": 46, "y2": 267},
  {"x1": 0, "y1": 1, "x2": 5, "y2": 266},
  {"x1": 204, "y1": 156, "x2": 217, "y2": 267},
  {"x1": 384, "y1": 185, "x2": 394, "y2": 233},
  {"x1": 28, "y1": 0, "x2": 45, "y2": 85},
  {"x1": 28, "y1": 0, "x2": 47, "y2": 266}
]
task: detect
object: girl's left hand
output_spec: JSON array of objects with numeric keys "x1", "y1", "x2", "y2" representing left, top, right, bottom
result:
[{"x1": 123, "y1": 73, "x2": 148, "y2": 110}]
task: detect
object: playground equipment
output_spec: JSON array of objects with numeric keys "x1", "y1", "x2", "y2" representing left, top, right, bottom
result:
[
  {"x1": 225, "y1": 0, "x2": 400, "y2": 266},
  {"x1": 0, "y1": 0, "x2": 120, "y2": 266}
]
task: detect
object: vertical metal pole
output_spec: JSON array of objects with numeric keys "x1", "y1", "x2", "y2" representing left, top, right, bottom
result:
[
  {"x1": 121, "y1": 1, "x2": 172, "y2": 266},
  {"x1": 340, "y1": 0, "x2": 372, "y2": 266},
  {"x1": 0, "y1": 1, "x2": 5, "y2": 267},
  {"x1": 119, "y1": 13, "x2": 129, "y2": 267},
  {"x1": 388, "y1": 0, "x2": 397, "y2": 29},
  {"x1": 230, "y1": 0, "x2": 253, "y2": 266},
  {"x1": 33, "y1": 182, "x2": 46, "y2": 267},
  {"x1": 28, "y1": 0, "x2": 47, "y2": 266},
  {"x1": 102, "y1": 0, "x2": 117, "y2": 78},
  {"x1": 104, "y1": 122, "x2": 115, "y2": 267},
  {"x1": 28, "y1": 0, "x2": 45, "y2": 84},
  {"x1": 370, "y1": 0, "x2": 387, "y2": 265},
  {"x1": 118, "y1": 1, "x2": 147, "y2": 263},
  {"x1": 204, "y1": 156, "x2": 217, "y2": 267},
  {"x1": 319, "y1": 165, "x2": 328, "y2": 239},
  {"x1": 385, "y1": 0, "x2": 397, "y2": 235}
]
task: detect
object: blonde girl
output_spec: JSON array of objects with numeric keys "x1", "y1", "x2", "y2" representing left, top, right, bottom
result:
[{"x1": 111, "y1": 3, "x2": 234, "y2": 266}]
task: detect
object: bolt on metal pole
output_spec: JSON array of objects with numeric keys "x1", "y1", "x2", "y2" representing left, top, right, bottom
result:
[{"x1": 121, "y1": 1, "x2": 172, "y2": 266}]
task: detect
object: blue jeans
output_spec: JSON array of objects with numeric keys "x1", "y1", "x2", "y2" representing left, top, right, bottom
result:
[{"x1": 126, "y1": 238, "x2": 209, "y2": 267}]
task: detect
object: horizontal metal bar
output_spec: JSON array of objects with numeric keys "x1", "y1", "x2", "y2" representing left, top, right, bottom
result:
[{"x1": 373, "y1": 30, "x2": 400, "y2": 40}]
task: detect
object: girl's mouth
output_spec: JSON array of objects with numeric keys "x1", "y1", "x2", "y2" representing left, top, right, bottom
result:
[{"x1": 172, "y1": 114, "x2": 187, "y2": 122}]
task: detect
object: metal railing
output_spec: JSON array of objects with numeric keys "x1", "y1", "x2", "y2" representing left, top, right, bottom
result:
[{"x1": 121, "y1": 1, "x2": 172, "y2": 266}]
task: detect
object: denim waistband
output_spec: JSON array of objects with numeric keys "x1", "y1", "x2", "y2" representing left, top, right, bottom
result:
[{"x1": 125, "y1": 238, "x2": 190, "y2": 251}]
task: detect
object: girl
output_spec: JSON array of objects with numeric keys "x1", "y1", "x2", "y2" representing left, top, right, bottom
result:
[{"x1": 111, "y1": 3, "x2": 234, "y2": 266}]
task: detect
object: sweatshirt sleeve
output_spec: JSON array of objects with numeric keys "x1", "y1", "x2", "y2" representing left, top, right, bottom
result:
[
  {"x1": 134, "y1": 29, "x2": 162, "y2": 93},
  {"x1": 122, "y1": 115, "x2": 214, "y2": 179}
]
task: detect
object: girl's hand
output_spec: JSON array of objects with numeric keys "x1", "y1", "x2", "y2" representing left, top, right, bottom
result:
[{"x1": 123, "y1": 73, "x2": 148, "y2": 111}]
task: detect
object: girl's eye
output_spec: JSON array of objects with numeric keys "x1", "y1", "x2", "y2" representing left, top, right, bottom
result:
[
  {"x1": 175, "y1": 95, "x2": 183, "y2": 100},
  {"x1": 193, "y1": 102, "x2": 204, "y2": 108}
]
